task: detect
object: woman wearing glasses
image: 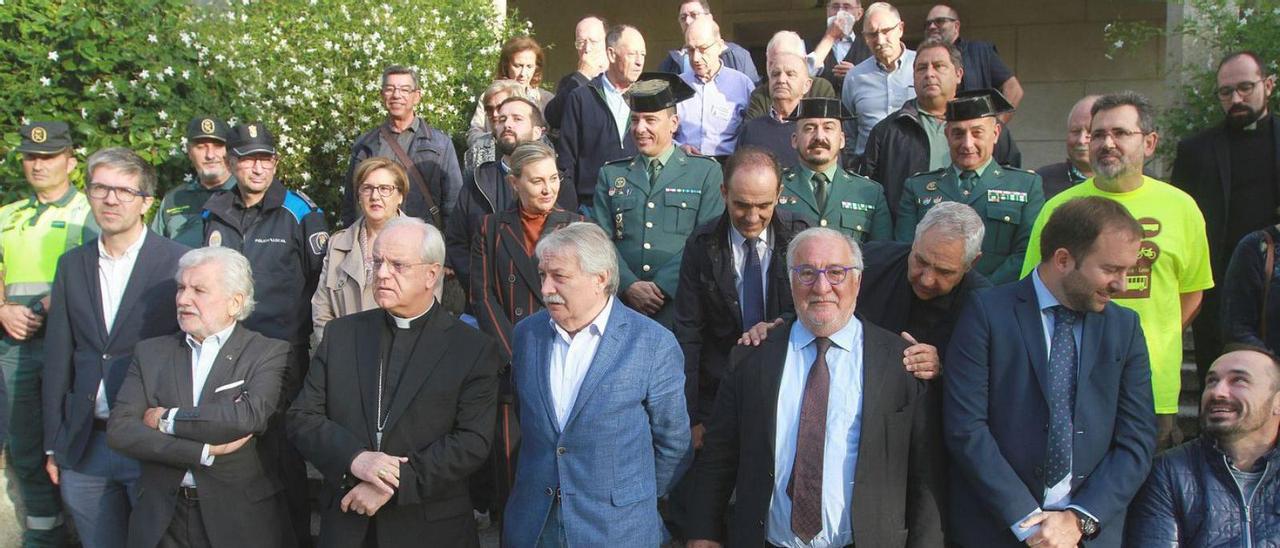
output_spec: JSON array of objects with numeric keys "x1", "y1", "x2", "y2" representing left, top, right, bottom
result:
[{"x1": 310, "y1": 157, "x2": 407, "y2": 348}]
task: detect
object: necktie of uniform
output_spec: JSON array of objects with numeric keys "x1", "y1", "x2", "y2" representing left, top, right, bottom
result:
[
  {"x1": 648, "y1": 158, "x2": 664, "y2": 184},
  {"x1": 811, "y1": 172, "x2": 830, "y2": 213},
  {"x1": 789, "y1": 336, "x2": 832, "y2": 542},
  {"x1": 741, "y1": 237, "x2": 764, "y2": 329},
  {"x1": 1045, "y1": 305, "x2": 1079, "y2": 487},
  {"x1": 959, "y1": 170, "x2": 978, "y2": 195}
]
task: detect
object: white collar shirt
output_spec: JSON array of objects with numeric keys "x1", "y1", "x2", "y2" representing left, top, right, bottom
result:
[{"x1": 548, "y1": 296, "x2": 615, "y2": 430}]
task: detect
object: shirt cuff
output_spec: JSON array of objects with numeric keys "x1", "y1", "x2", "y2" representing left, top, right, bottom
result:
[
  {"x1": 159, "y1": 408, "x2": 176, "y2": 435},
  {"x1": 1010, "y1": 508, "x2": 1043, "y2": 542},
  {"x1": 200, "y1": 445, "x2": 215, "y2": 467},
  {"x1": 1066, "y1": 504, "x2": 1099, "y2": 526},
  {"x1": 805, "y1": 53, "x2": 822, "y2": 77}
]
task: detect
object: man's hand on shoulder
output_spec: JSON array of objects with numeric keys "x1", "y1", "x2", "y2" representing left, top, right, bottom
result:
[
  {"x1": 901, "y1": 332, "x2": 941, "y2": 380},
  {"x1": 737, "y1": 318, "x2": 784, "y2": 346}
]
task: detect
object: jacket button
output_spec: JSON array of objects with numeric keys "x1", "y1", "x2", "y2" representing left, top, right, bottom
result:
[
  {"x1": 645, "y1": 221, "x2": 653, "y2": 228},
  {"x1": 508, "y1": 274, "x2": 516, "y2": 283},
  {"x1": 643, "y1": 242, "x2": 651, "y2": 249},
  {"x1": 102, "y1": 353, "x2": 111, "y2": 360},
  {"x1": 556, "y1": 447, "x2": 567, "y2": 455},
  {"x1": 515, "y1": 307, "x2": 524, "y2": 316},
  {"x1": 545, "y1": 487, "x2": 554, "y2": 496},
  {"x1": 647, "y1": 202, "x2": 655, "y2": 209},
  {"x1": 642, "y1": 265, "x2": 651, "y2": 272},
  {"x1": 1003, "y1": 215, "x2": 1012, "y2": 222}
]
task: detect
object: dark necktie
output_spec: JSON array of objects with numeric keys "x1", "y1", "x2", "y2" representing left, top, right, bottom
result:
[
  {"x1": 1045, "y1": 305, "x2": 1079, "y2": 487},
  {"x1": 789, "y1": 337, "x2": 832, "y2": 542},
  {"x1": 959, "y1": 170, "x2": 978, "y2": 196},
  {"x1": 812, "y1": 172, "x2": 830, "y2": 213},
  {"x1": 648, "y1": 158, "x2": 664, "y2": 184},
  {"x1": 741, "y1": 237, "x2": 764, "y2": 329}
]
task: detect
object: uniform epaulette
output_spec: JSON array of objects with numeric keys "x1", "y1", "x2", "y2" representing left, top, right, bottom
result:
[
  {"x1": 908, "y1": 167, "x2": 946, "y2": 179},
  {"x1": 282, "y1": 190, "x2": 321, "y2": 223},
  {"x1": 602, "y1": 157, "x2": 634, "y2": 167},
  {"x1": 998, "y1": 165, "x2": 1037, "y2": 175},
  {"x1": 684, "y1": 152, "x2": 720, "y2": 165}
]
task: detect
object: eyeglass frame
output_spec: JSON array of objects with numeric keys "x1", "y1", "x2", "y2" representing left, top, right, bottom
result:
[
  {"x1": 1215, "y1": 79, "x2": 1267, "y2": 100},
  {"x1": 1088, "y1": 127, "x2": 1148, "y2": 142},
  {"x1": 790, "y1": 264, "x2": 861, "y2": 286},
  {"x1": 381, "y1": 85, "x2": 419, "y2": 97},
  {"x1": 358, "y1": 184, "x2": 401, "y2": 198},
  {"x1": 370, "y1": 257, "x2": 436, "y2": 275},
  {"x1": 86, "y1": 182, "x2": 151, "y2": 203}
]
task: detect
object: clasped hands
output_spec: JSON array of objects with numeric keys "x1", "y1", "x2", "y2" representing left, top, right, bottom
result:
[{"x1": 342, "y1": 450, "x2": 410, "y2": 516}]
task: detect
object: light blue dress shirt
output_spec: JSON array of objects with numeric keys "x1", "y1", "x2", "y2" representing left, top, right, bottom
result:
[
  {"x1": 676, "y1": 67, "x2": 754, "y2": 156},
  {"x1": 840, "y1": 49, "x2": 917, "y2": 155},
  {"x1": 600, "y1": 75, "x2": 630, "y2": 144},
  {"x1": 768, "y1": 318, "x2": 864, "y2": 547}
]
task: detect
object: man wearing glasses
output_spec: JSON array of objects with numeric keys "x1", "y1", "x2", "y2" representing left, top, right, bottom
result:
[
  {"x1": 342, "y1": 65, "x2": 463, "y2": 233},
  {"x1": 841, "y1": 2, "x2": 916, "y2": 159},
  {"x1": 42, "y1": 147, "x2": 188, "y2": 547},
  {"x1": 203, "y1": 121, "x2": 329, "y2": 546},
  {"x1": 687, "y1": 226, "x2": 943, "y2": 547},
  {"x1": 658, "y1": 0, "x2": 759, "y2": 84},
  {"x1": 0, "y1": 121, "x2": 95, "y2": 547},
  {"x1": 1171, "y1": 51, "x2": 1280, "y2": 386},
  {"x1": 1022, "y1": 92, "x2": 1214, "y2": 452},
  {"x1": 922, "y1": 4, "x2": 1024, "y2": 118}
]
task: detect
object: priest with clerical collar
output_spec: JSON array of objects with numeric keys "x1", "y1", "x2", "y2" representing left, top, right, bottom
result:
[{"x1": 288, "y1": 216, "x2": 501, "y2": 547}]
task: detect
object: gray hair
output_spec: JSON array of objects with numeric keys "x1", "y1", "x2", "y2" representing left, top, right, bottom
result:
[
  {"x1": 381, "y1": 216, "x2": 445, "y2": 265},
  {"x1": 508, "y1": 141, "x2": 557, "y2": 179},
  {"x1": 786, "y1": 227, "x2": 864, "y2": 275},
  {"x1": 766, "y1": 31, "x2": 806, "y2": 57},
  {"x1": 863, "y1": 1, "x2": 902, "y2": 23},
  {"x1": 176, "y1": 247, "x2": 256, "y2": 321},
  {"x1": 535, "y1": 222, "x2": 620, "y2": 294},
  {"x1": 381, "y1": 65, "x2": 419, "y2": 89},
  {"x1": 606, "y1": 24, "x2": 640, "y2": 48},
  {"x1": 914, "y1": 202, "x2": 984, "y2": 264},
  {"x1": 86, "y1": 147, "x2": 157, "y2": 197},
  {"x1": 1092, "y1": 90, "x2": 1157, "y2": 134},
  {"x1": 482, "y1": 79, "x2": 528, "y2": 104}
]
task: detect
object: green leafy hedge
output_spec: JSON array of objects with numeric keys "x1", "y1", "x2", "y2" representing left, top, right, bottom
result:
[{"x1": 2, "y1": 0, "x2": 529, "y2": 224}]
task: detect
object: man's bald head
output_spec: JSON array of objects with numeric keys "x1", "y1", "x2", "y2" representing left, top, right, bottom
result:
[{"x1": 1066, "y1": 95, "x2": 1101, "y2": 168}]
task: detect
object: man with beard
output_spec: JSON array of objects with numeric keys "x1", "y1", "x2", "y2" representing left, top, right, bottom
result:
[
  {"x1": 446, "y1": 97, "x2": 550, "y2": 289},
  {"x1": 778, "y1": 97, "x2": 891, "y2": 243},
  {"x1": 1125, "y1": 346, "x2": 1280, "y2": 545},
  {"x1": 947, "y1": 196, "x2": 1156, "y2": 548},
  {"x1": 897, "y1": 88, "x2": 1041, "y2": 284},
  {"x1": 152, "y1": 116, "x2": 237, "y2": 247},
  {"x1": 1035, "y1": 95, "x2": 1099, "y2": 199},
  {"x1": 1022, "y1": 91, "x2": 1214, "y2": 451},
  {"x1": 1171, "y1": 51, "x2": 1280, "y2": 384},
  {"x1": 737, "y1": 52, "x2": 812, "y2": 167},
  {"x1": 593, "y1": 73, "x2": 724, "y2": 329}
]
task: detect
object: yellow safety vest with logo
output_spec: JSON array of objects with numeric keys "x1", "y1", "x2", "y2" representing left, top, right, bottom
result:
[{"x1": 0, "y1": 187, "x2": 96, "y2": 304}]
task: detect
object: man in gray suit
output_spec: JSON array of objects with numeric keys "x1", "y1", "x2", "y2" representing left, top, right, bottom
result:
[{"x1": 108, "y1": 247, "x2": 293, "y2": 548}]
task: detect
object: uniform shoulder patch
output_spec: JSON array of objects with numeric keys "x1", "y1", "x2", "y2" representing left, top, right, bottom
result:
[
  {"x1": 282, "y1": 190, "x2": 320, "y2": 223},
  {"x1": 308, "y1": 231, "x2": 329, "y2": 256},
  {"x1": 602, "y1": 157, "x2": 634, "y2": 166}
]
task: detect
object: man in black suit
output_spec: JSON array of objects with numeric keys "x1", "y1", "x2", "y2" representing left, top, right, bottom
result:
[
  {"x1": 815, "y1": 0, "x2": 871, "y2": 95},
  {"x1": 42, "y1": 147, "x2": 188, "y2": 547},
  {"x1": 1171, "y1": 51, "x2": 1280, "y2": 381},
  {"x1": 688, "y1": 227, "x2": 944, "y2": 547},
  {"x1": 288, "y1": 217, "x2": 500, "y2": 547},
  {"x1": 1035, "y1": 95, "x2": 1098, "y2": 200},
  {"x1": 108, "y1": 247, "x2": 292, "y2": 548}
]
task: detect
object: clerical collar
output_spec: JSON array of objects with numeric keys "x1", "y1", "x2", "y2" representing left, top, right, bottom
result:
[{"x1": 388, "y1": 303, "x2": 433, "y2": 329}]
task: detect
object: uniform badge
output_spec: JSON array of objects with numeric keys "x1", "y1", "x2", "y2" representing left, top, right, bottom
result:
[
  {"x1": 31, "y1": 127, "x2": 47, "y2": 143},
  {"x1": 201, "y1": 119, "x2": 216, "y2": 134},
  {"x1": 614, "y1": 177, "x2": 626, "y2": 189},
  {"x1": 309, "y1": 232, "x2": 329, "y2": 255},
  {"x1": 613, "y1": 212, "x2": 625, "y2": 240},
  {"x1": 208, "y1": 230, "x2": 223, "y2": 247},
  {"x1": 248, "y1": 125, "x2": 258, "y2": 138},
  {"x1": 925, "y1": 181, "x2": 938, "y2": 191}
]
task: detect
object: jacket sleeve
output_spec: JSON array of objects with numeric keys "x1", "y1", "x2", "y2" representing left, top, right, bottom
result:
[
  {"x1": 673, "y1": 241, "x2": 707, "y2": 423},
  {"x1": 41, "y1": 254, "x2": 74, "y2": 453},
  {"x1": 1070, "y1": 315, "x2": 1156, "y2": 527},
  {"x1": 445, "y1": 174, "x2": 476, "y2": 279},
  {"x1": 396, "y1": 338, "x2": 500, "y2": 505},
  {"x1": 106, "y1": 354, "x2": 207, "y2": 467},
  {"x1": 1221, "y1": 232, "x2": 1269, "y2": 348},
  {"x1": 728, "y1": 46, "x2": 761, "y2": 84},
  {"x1": 906, "y1": 378, "x2": 946, "y2": 547},
  {"x1": 1123, "y1": 455, "x2": 1182, "y2": 547},
  {"x1": 469, "y1": 219, "x2": 516, "y2": 361},
  {"x1": 556, "y1": 92, "x2": 583, "y2": 202},
  {"x1": 687, "y1": 344, "x2": 746, "y2": 542},
  {"x1": 170, "y1": 337, "x2": 291, "y2": 444},
  {"x1": 647, "y1": 340, "x2": 692, "y2": 497},
  {"x1": 743, "y1": 85, "x2": 769, "y2": 121},
  {"x1": 310, "y1": 252, "x2": 336, "y2": 353},
  {"x1": 894, "y1": 183, "x2": 921, "y2": 242},
  {"x1": 301, "y1": 210, "x2": 330, "y2": 305},
  {"x1": 861, "y1": 118, "x2": 886, "y2": 179},
  {"x1": 988, "y1": 176, "x2": 1045, "y2": 285},
  {"x1": 943, "y1": 296, "x2": 1043, "y2": 528},
  {"x1": 653, "y1": 167, "x2": 725, "y2": 299},
  {"x1": 286, "y1": 333, "x2": 369, "y2": 481},
  {"x1": 869, "y1": 185, "x2": 894, "y2": 242}
]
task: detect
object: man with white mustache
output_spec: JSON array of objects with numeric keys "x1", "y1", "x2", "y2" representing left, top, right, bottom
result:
[{"x1": 687, "y1": 227, "x2": 943, "y2": 547}]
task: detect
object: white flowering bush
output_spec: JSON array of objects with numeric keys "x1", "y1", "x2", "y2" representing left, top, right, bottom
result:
[
  {"x1": 189, "y1": 0, "x2": 530, "y2": 221},
  {"x1": 1105, "y1": 0, "x2": 1280, "y2": 159}
]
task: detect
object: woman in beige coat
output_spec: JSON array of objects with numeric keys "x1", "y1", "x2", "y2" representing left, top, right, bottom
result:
[{"x1": 310, "y1": 157, "x2": 407, "y2": 348}]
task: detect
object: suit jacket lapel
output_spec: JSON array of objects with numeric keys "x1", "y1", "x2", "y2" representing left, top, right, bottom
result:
[
  {"x1": 105, "y1": 233, "x2": 160, "y2": 347},
  {"x1": 760, "y1": 322, "x2": 792, "y2": 470},
  {"x1": 355, "y1": 313, "x2": 381, "y2": 444},
  {"x1": 381, "y1": 309, "x2": 450, "y2": 434},
  {"x1": 627, "y1": 156, "x2": 651, "y2": 195},
  {"x1": 935, "y1": 168, "x2": 968, "y2": 204},
  {"x1": 563, "y1": 303, "x2": 628, "y2": 429},
  {"x1": 784, "y1": 173, "x2": 819, "y2": 214},
  {"x1": 171, "y1": 335, "x2": 195, "y2": 408},
  {"x1": 197, "y1": 325, "x2": 250, "y2": 405},
  {"x1": 1013, "y1": 279, "x2": 1051, "y2": 400},
  {"x1": 709, "y1": 216, "x2": 744, "y2": 329},
  {"x1": 1075, "y1": 310, "x2": 1104, "y2": 418},
  {"x1": 535, "y1": 320, "x2": 560, "y2": 433},
  {"x1": 857, "y1": 320, "x2": 891, "y2": 418},
  {"x1": 497, "y1": 212, "x2": 541, "y2": 296},
  {"x1": 81, "y1": 245, "x2": 108, "y2": 345}
]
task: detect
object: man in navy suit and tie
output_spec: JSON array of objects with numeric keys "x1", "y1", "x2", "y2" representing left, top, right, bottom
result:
[
  {"x1": 42, "y1": 147, "x2": 188, "y2": 547},
  {"x1": 944, "y1": 195, "x2": 1157, "y2": 547}
]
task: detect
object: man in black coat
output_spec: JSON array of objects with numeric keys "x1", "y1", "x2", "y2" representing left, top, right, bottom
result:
[
  {"x1": 813, "y1": 0, "x2": 872, "y2": 95},
  {"x1": 1034, "y1": 95, "x2": 1098, "y2": 200},
  {"x1": 288, "y1": 218, "x2": 499, "y2": 548},
  {"x1": 544, "y1": 16, "x2": 607, "y2": 131},
  {"x1": 1170, "y1": 51, "x2": 1280, "y2": 381},
  {"x1": 862, "y1": 38, "x2": 1020, "y2": 219}
]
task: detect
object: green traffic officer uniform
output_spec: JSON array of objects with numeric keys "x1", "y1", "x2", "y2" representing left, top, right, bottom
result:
[
  {"x1": 0, "y1": 121, "x2": 96, "y2": 547},
  {"x1": 778, "y1": 164, "x2": 892, "y2": 243},
  {"x1": 895, "y1": 159, "x2": 1044, "y2": 284},
  {"x1": 150, "y1": 176, "x2": 236, "y2": 247},
  {"x1": 593, "y1": 145, "x2": 724, "y2": 328}
]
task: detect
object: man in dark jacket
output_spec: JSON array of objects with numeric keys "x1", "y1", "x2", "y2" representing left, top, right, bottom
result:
[
  {"x1": 862, "y1": 38, "x2": 1020, "y2": 219},
  {"x1": 1035, "y1": 95, "x2": 1098, "y2": 200},
  {"x1": 1126, "y1": 346, "x2": 1280, "y2": 546}
]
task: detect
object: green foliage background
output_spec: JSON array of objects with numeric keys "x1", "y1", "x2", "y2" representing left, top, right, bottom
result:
[{"x1": 1, "y1": 0, "x2": 528, "y2": 225}]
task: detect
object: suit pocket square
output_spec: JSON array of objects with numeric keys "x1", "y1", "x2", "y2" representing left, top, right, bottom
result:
[{"x1": 214, "y1": 380, "x2": 245, "y2": 393}]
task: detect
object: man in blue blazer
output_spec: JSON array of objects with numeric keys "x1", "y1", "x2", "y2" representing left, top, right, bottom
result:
[
  {"x1": 42, "y1": 147, "x2": 188, "y2": 547},
  {"x1": 944, "y1": 196, "x2": 1157, "y2": 548},
  {"x1": 504, "y1": 222, "x2": 691, "y2": 546}
]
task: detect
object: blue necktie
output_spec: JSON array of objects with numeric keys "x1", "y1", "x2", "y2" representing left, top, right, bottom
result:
[
  {"x1": 1046, "y1": 305, "x2": 1079, "y2": 487},
  {"x1": 741, "y1": 237, "x2": 764, "y2": 329}
]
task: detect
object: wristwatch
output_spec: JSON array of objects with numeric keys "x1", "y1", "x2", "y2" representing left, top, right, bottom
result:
[{"x1": 1069, "y1": 508, "x2": 1100, "y2": 540}]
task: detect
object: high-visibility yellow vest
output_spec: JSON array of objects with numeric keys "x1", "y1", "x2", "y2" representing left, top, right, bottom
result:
[{"x1": 0, "y1": 187, "x2": 96, "y2": 302}]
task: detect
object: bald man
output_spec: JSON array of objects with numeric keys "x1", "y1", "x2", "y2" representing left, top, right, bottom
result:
[{"x1": 1035, "y1": 95, "x2": 1099, "y2": 199}]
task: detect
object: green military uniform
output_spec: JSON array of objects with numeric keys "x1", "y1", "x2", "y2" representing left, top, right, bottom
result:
[
  {"x1": 778, "y1": 165, "x2": 892, "y2": 242},
  {"x1": 150, "y1": 176, "x2": 236, "y2": 247},
  {"x1": 896, "y1": 160, "x2": 1044, "y2": 284},
  {"x1": 0, "y1": 120, "x2": 96, "y2": 547},
  {"x1": 593, "y1": 145, "x2": 724, "y2": 328}
]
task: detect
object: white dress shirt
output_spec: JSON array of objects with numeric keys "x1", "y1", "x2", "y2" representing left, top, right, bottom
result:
[
  {"x1": 728, "y1": 224, "x2": 771, "y2": 318},
  {"x1": 548, "y1": 297, "x2": 615, "y2": 430},
  {"x1": 160, "y1": 321, "x2": 236, "y2": 486},
  {"x1": 93, "y1": 228, "x2": 147, "y2": 419},
  {"x1": 768, "y1": 317, "x2": 865, "y2": 547}
]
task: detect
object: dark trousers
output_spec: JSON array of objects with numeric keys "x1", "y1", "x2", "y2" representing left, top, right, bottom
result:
[
  {"x1": 272, "y1": 344, "x2": 311, "y2": 548},
  {"x1": 159, "y1": 491, "x2": 212, "y2": 548},
  {"x1": 1, "y1": 338, "x2": 68, "y2": 546},
  {"x1": 1192, "y1": 289, "x2": 1224, "y2": 385}
]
